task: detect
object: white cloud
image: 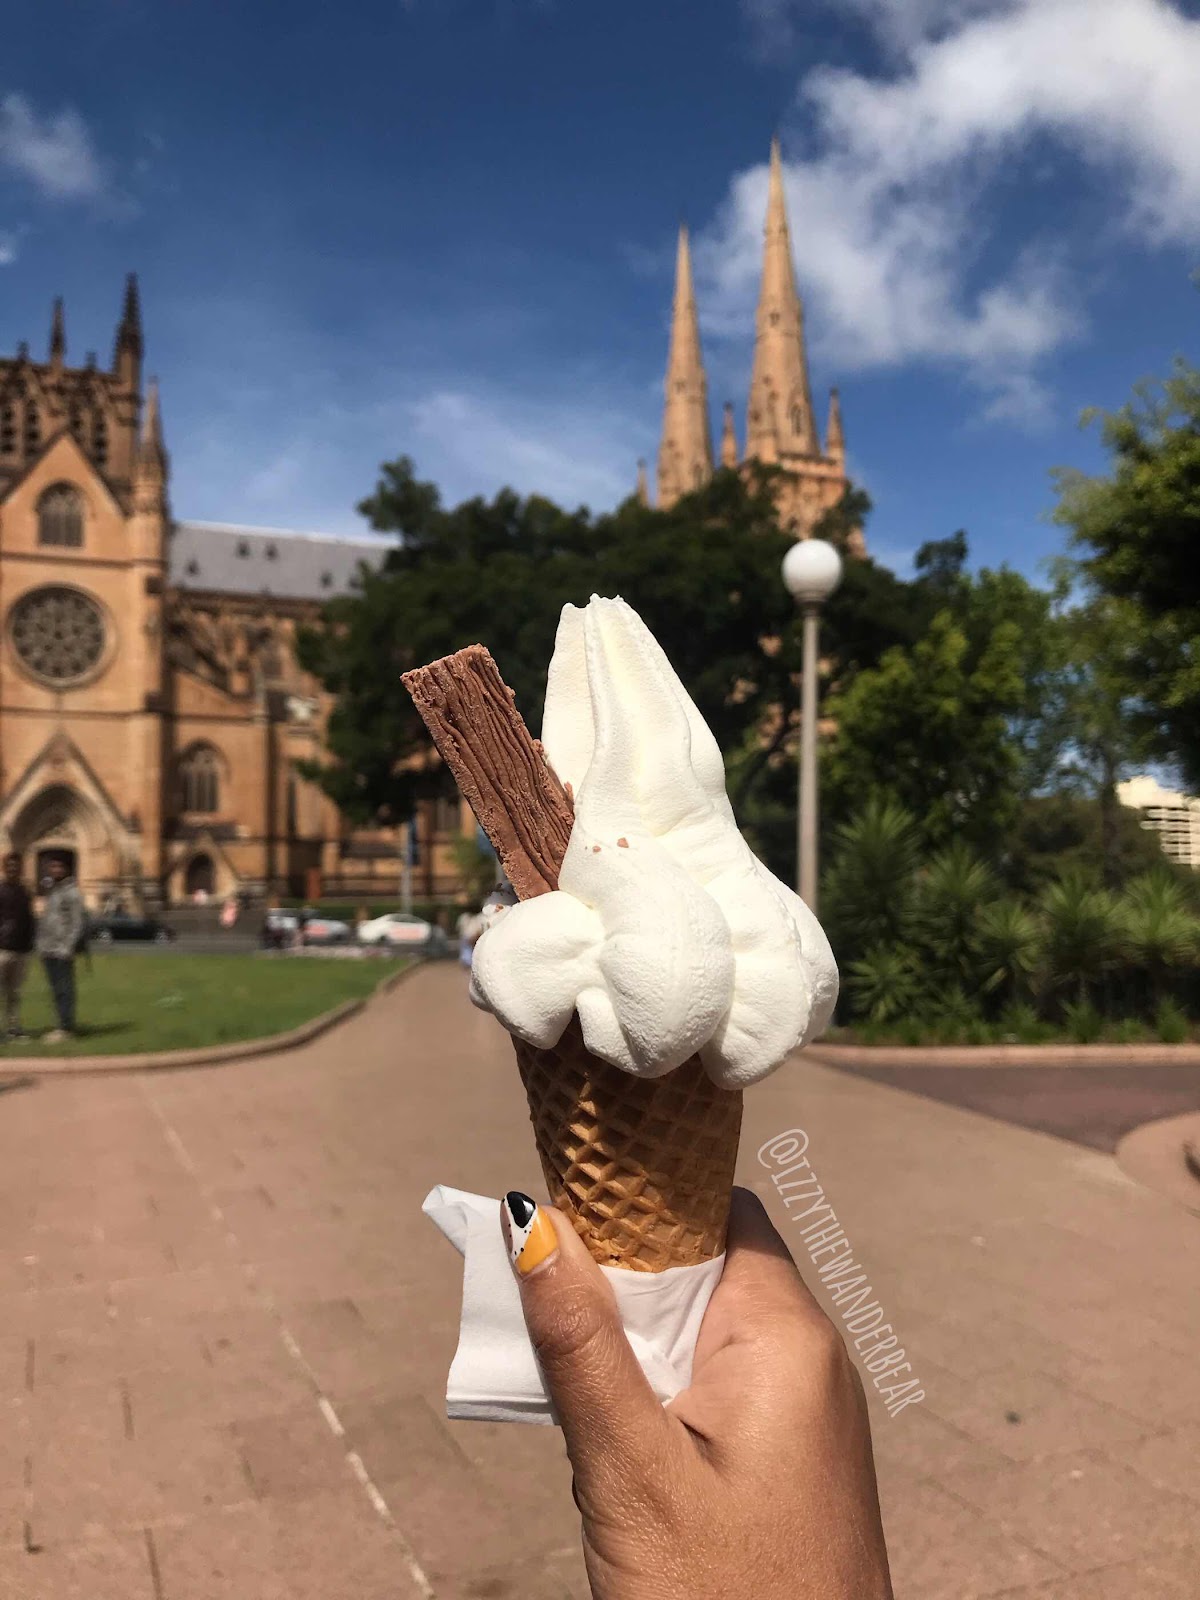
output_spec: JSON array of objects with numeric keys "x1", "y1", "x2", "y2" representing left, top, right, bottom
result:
[
  {"x1": 406, "y1": 389, "x2": 644, "y2": 510},
  {"x1": 0, "y1": 231, "x2": 18, "y2": 266},
  {"x1": 718, "y1": 0, "x2": 1200, "y2": 416},
  {"x1": 170, "y1": 350, "x2": 649, "y2": 535},
  {"x1": 0, "y1": 94, "x2": 104, "y2": 200}
]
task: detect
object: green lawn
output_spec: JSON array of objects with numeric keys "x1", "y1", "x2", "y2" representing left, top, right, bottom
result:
[{"x1": 2, "y1": 953, "x2": 409, "y2": 1058}]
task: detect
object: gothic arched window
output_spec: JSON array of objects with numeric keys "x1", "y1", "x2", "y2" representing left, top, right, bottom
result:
[
  {"x1": 93, "y1": 414, "x2": 109, "y2": 468},
  {"x1": 0, "y1": 403, "x2": 15, "y2": 456},
  {"x1": 791, "y1": 406, "x2": 804, "y2": 436},
  {"x1": 23, "y1": 402, "x2": 40, "y2": 456},
  {"x1": 37, "y1": 484, "x2": 84, "y2": 548},
  {"x1": 180, "y1": 746, "x2": 221, "y2": 814}
]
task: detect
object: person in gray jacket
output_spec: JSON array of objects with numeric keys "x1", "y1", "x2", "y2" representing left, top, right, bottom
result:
[{"x1": 36, "y1": 855, "x2": 85, "y2": 1041}]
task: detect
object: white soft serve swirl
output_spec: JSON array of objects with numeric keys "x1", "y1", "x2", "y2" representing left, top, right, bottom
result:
[{"x1": 469, "y1": 596, "x2": 838, "y2": 1088}]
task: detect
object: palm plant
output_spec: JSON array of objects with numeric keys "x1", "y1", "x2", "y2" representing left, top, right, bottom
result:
[
  {"x1": 1037, "y1": 867, "x2": 1126, "y2": 1010},
  {"x1": 1119, "y1": 871, "x2": 1200, "y2": 1010},
  {"x1": 912, "y1": 839, "x2": 997, "y2": 991},
  {"x1": 822, "y1": 797, "x2": 921, "y2": 966},
  {"x1": 846, "y1": 944, "x2": 926, "y2": 1026},
  {"x1": 976, "y1": 897, "x2": 1042, "y2": 1007}
]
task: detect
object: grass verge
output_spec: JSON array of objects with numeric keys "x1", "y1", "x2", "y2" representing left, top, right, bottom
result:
[{"x1": 1, "y1": 953, "x2": 409, "y2": 1058}]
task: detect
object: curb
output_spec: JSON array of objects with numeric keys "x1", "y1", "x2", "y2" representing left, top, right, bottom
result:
[
  {"x1": 808, "y1": 1041, "x2": 1200, "y2": 1070},
  {"x1": 0, "y1": 958, "x2": 422, "y2": 1077},
  {"x1": 1116, "y1": 1112, "x2": 1200, "y2": 1218}
]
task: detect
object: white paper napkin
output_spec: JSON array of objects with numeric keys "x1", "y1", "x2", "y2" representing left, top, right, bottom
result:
[{"x1": 422, "y1": 1185, "x2": 724, "y2": 1425}]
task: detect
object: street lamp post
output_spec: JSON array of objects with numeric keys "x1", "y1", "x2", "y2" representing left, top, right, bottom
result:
[{"x1": 782, "y1": 539, "x2": 843, "y2": 913}]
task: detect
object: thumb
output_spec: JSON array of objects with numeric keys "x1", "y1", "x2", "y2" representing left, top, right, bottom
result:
[{"x1": 501, "y1": 1192, "x2": 673, "y2": 1493}]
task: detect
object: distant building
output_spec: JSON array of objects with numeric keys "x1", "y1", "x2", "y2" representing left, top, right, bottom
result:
[
  {"x1": 1117, "y1": 775, "x2": 1200, "y2": 870},
  {"x1": 649, "y1": 139, "x2": 864, "y2": 556},
  {"x1": 0, "y1": 279, "x2": 468, "y2": 907}
]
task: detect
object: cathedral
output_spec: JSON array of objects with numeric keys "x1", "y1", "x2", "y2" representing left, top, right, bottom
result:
[
  {"x1": 0, "y1": 144, "x2": 857, "y2": 912},
  {"x1": 651, "y1": 139, "x2": 865, "y2": 557},
  {"x1": 0, "y1": 279, "x2": 465, "y2": 910}
]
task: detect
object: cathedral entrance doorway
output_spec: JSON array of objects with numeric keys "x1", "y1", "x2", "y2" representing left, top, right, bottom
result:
[
  {"x1": 7, "y1": 783, "x2": 123, "y2": 905},
  {"x1": 185, "y1": 853, "x2": 215, "y2": 899},
  {"x1": 36, "y1": 845, "x2": 78, "y2": 887}
]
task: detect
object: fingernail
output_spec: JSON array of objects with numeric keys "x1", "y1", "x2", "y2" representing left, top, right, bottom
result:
[{"x1": 502, "y1": 1191, "x2": 559, "y2": 1276}]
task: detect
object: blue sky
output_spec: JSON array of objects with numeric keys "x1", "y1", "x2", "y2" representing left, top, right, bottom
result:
[{"x1": 1, "y1": 0, "x2": 1198, "y2": 580}]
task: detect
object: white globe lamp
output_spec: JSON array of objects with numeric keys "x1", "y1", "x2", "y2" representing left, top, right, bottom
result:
[
  {"x1": 782, "y1": 538, "x2": 842, "y2": 912},
  {"x1": 782, "y1": 538, "x2": 843, "y2": 607}
]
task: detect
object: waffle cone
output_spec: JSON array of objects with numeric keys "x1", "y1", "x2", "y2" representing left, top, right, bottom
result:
[{"x1": 511, "y1": 1018, "x2": 743, "y2": 1272}]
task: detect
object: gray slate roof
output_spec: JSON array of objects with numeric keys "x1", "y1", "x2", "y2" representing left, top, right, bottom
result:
[{"x1": 170, "y1": 521, "x2": 398, "y2": 601}]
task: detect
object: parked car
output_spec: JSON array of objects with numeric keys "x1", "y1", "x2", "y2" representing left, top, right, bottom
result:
[
  {"x1": 88, "y1": 910, "x2": 175, "y2": 945},
  {"x1": 299, "y1": 913, "x2": 352, "y2": 947},
  {"x1": 263, "y1": 908, "x2": 300, "y2": 947},
  {"x1": 356, "y1": 911, "x2": 448, "y2": 956}
]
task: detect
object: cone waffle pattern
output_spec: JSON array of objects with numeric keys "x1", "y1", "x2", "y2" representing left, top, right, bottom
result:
[{"x1": 512, "y1": 1019, "x2": 743, "y2": 1272}]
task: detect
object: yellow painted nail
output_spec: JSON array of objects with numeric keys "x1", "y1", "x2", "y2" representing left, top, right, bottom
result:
[{"x1": 503, "y1": 1191, "x2": 559, "y2": 1276}]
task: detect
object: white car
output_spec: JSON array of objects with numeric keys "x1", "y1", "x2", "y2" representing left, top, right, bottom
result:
[
  {"x1": 356, "y1": 911, "x2": 447, "y2": 953},
  {"x1": 301, "y1": 915, "x2": 352, "y2": 946}
]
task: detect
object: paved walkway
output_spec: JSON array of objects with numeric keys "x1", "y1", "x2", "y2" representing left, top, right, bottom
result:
[
  {"x1": 1, "y1": 963, "x2": 1197, "y2": 1599},
  {"x1": 820, "y1": 1057, "x2": 1200, "y2": 1152}
]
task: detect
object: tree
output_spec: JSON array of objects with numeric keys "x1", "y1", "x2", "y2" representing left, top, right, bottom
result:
[
  {"x1": 1033, "y1": 595, "x2": 1157, "y2": 885},
  {"x1": 1003, "y1": 791, "x2": 1167, "y2": 895},
  {"x1": 299, "y1": 459, "x2": 915, "y2": 876},
  {"x1": 821, "y1": 589, "x2": 1039, "y2": 849},
  {"x1": 1054, "y1": 360, "x2": 1200, "y2": 785}
]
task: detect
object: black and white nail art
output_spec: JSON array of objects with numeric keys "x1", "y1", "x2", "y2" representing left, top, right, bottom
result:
[{"x1": 503, "y1": 1191, "x2": 537, "y2": 1265}]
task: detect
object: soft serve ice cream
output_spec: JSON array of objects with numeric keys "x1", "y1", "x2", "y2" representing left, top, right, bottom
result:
[{"x1": 470, "y1": 596, "x2": 838, "y2": 1088}]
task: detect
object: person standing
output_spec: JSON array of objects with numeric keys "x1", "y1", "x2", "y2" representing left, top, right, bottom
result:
[
  {"x1": 36, "y1": 855, "x2": 85, "y2": 1042},
  {"x1": 0, "y1": 852, "x2": 35, "y2": 1039},
  {"x1": 456, "y1": 905, "x2": 485, "y2": 969}
]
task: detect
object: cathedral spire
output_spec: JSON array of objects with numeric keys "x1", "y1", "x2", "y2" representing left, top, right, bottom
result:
[
  {"x1": 720, "y1": 401, "x2": 738, "y2": 468},
  {"x1": 825, "y1": 386, "x2": 845, "y2": 463},
  {"x1": 136, "y1": 377, "x2": 168, "y2": 485},
  {"x1": 112, "y1": 273, "x2": 143, "y2": 388},
  {"x1": 49, "y1": 298, "x2": 65, "y2": 370},
  {"x1": 656, "y1": 223, "x2": 713, "y2": 509},
  {"x1": 746, "y1": 138, "x2": 819, "y2": 463}
]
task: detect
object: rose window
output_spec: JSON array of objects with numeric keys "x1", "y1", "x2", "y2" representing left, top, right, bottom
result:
[{"x1": 10, "y1": 587, "x2": 106, "y2": 684}]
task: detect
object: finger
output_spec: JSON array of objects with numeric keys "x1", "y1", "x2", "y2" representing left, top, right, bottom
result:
[
  {"x1": 500, "y1": 1192, "x2": 673, "y2": 1494},
  {"x1": 672, "y1": 1189, "x2": 834, "y2": 1442},
  {"x1": 694, "y1": 1186, "x2": 825, "y2": 1363}
]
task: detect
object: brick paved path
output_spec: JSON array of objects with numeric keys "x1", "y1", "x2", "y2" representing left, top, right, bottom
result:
[
  {"x1": 2, "y1": 962, "x2": 1198, "y2": 1598},
  {"x1": 824, "y1": 1059, "x2": 1200, "y2": 1152}
]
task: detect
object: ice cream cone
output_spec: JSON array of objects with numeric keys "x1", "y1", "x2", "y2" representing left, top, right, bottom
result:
[{"x1": 511, "y1": 1017, "x2": 743, "y2": 1272}]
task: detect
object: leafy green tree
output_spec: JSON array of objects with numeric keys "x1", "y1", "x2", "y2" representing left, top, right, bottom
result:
[
  {"x1": 1003, "y1": 791, "x2": 1167, "y2": 894},
  {"x1": 300, "y1": 459, "x2": 918, "y2": 873},
  {"x1": 1054, "y1": 360, "x2": 1200, "y2": 785},
  {"x1": 448, "y1": 834, "x2": 498, "y2": 906},
  {"x1": 912, "y1": 530, "x2": 969, "y2": 602},
  {"x1": 822, "y1": 602, "x2": 1031, "y2": 850},
  {"x1": 1029, "y1": 592, "x2": 1158, "y2": 884}
]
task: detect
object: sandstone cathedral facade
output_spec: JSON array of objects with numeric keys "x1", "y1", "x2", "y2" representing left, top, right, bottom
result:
[
  {"x1": 0, "y1": 279, "x2": 465, "y2": 910},
  {"x1": 0, "y1": 142, "x2": 856, "y2": 911},
  {"x1": 650, "y1": 139, "x2": 865, "y2": 558}
]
